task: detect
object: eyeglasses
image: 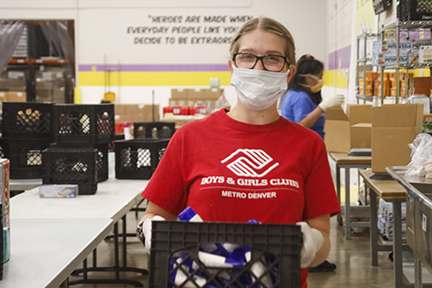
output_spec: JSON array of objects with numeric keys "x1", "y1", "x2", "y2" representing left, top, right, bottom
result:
[{"x1": 233, "y1": 53, "x2": 289, "y2": 72}]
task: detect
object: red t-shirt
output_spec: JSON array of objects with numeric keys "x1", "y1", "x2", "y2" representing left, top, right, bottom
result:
[{"x1": 142, "y1": 109, "x2": 341, "y2": 287}]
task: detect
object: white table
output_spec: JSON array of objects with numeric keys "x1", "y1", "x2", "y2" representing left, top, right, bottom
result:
[
  {"x1": 9, "y1": 178, "x2": 42, "y2": 192},
  {"x1": 329, "y1": 152, "x2": 372, "y2": 239},
  {"x1": 2, "y1": 218, "x2": 113, "y2": 288},
  {"x1": 11, "y1": 179, "x2": 147, "y2": 222},
  {"x1": 8, "y1": 178, "x2": 149, "y2": 287}
]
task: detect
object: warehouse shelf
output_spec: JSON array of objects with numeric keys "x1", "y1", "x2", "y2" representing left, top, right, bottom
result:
[{"x1": 8, "y1": 58, "x2": 68, "y2": 65}]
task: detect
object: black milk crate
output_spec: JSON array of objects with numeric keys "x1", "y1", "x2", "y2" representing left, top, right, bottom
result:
[
  {"x1": 53, "y1": 104, "x2": 114, "y2": 144},
  {"x1": 149, "y1": 221, "x2": 302, "y2": 288},
  {"x1": 115, "y1": 139, "x2": 169, "y2": 179},
  {"x1": 2, "y1": 102, "x2": 54, "y2": 140},
  {"x1": 0, "y1": 138, "x2": 51, "y2": 179},
  {"x1": 49, "y1": 142, "x2": 109, "y2": 183},
  {"x1": 42, "y1": 148, "x2": 98, "y2": 195},
  {"x1": 133, "y1": 121, "x2": 176, "y2": 139},
  {"x1": 404, "y1": 0, "x2": 432, "y2": 20}
]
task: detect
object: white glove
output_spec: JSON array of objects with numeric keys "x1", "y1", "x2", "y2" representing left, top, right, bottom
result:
[
  {"x1": 318, "y1": 94, "x2": 345, "y2": 112},
  {"x1": 296, "y1": 222, "x2": 324, "y2": 268},
  {"x1": 142, "y1": 215, "x2": 165, "y2": 252}
]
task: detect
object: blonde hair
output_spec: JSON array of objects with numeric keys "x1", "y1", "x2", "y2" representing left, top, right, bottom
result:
[{"x1": 229, "y1": 17, "x2": 296, "y2": 66}]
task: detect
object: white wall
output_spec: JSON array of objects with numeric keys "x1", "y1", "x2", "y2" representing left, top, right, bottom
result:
[{"x1": 0, "y1": 0, "x2": 328, "y2": 111}]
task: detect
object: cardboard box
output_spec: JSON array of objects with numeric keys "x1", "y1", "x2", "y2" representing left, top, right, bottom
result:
[
  {"x1": 324, "y1": 104, "x2": 372, "y2": 153},
  {"x1": 424, "y1": 114, "x2": 432, "y2": 122},
  {"x1": 136, "y1": 104, "x2": 160, "y2": 121},
  {"x1": 408, "y1": 76, "x2": 432, "y2": 96},
  {"x1": 6, "y1": 91, "x2": 26, "y2": 102},
  {"x1": 39, "y1": 184, "x2": 79, "y2": 198},
  {"x1": 0, "y1": 92, "x2": 7, "y2": 102},
  {"x1": 351, "y1": 123, "x2": 372, "y2": 149},
  {"x1": 204, "y1": 88, "x2": 224, "y2": 100},
  {"x1": 115, "y1": 104, "x2": 160, "y2": 123},
  {"x1": 171, "y1": 88, "x2": 188, "y2": 99},
  {"x1": 371, "y1": 104, "x2": 423, "y2": 173},
  {"x1": 372, "y1": 104, "x2": 423, "y2": 127}
]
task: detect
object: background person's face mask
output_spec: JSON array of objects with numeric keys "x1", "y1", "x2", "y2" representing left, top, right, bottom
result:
[
  {"x1": 300, "y1": 74, "x2": 324, "y2": 93},
  {"x1": 231, "y1": 66, "x2": 289, "y2": 111}
]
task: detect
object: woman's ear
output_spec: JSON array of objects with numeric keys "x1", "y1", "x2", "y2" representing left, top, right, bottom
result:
[
  {"x1": 287, "y1": 65, "x2": 296, "y2": 84},
  {"x1": 228, "y1": 60, "x2": 234, "y2": 74}
]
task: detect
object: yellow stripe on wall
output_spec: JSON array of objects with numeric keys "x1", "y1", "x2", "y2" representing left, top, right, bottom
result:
[
  {"x1": 78, "y1": 71, "x2": 232, "y2": 86},
  {"x1": 323, "y1": 69, "x2": 349, "y2": 89}
]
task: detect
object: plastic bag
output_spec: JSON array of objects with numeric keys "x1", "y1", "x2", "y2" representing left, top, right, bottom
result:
[{"x1": 405, "y1": 133, "x2": 432, "y2": 179}]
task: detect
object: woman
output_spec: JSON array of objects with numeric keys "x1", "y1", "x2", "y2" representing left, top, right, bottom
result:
[
  {"x1": 137, "y1": 17, "x2": 341, "y2": 288},
  {"x1": 280, "y1": 55, "x2": 344, "y2": 139},
  {"x1": 280, "y1": 55, "x2": 343, "y2": 273}
]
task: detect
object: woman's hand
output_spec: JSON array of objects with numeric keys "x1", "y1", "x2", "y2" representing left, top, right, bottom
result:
[{"x1": 318, "y1": 94, "x2": 345, "y2": 112}]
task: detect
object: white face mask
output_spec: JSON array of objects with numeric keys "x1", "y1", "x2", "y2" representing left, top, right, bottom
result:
[
  {"x1": 299, "y1": 74, "x2": 324, "y2": 93},
  {"x1": 231, "y1": 66, "x2": 289, "y2": 111}
]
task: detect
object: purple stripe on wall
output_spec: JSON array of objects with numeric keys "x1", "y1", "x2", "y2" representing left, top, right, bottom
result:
[
  {"x1": 328, "y1": 45, "x2": 351, "y2": 70},
  {"x1": 79, "y1": 64, "x2": 230, "y2": 72}
]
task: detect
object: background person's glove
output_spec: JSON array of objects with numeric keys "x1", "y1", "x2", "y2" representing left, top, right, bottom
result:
[
  {"x1": 296, "y1": 222, "x2": 324, "y2": 268},
  {"x1": 141, "y1": 215, "x2": 165, "y2": 252},
  {"x1": 318, "y1": 94, "x2": 345, "y2": 112}
]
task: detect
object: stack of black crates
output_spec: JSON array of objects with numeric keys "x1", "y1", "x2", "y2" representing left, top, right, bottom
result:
[
  {"x1": 1, "y1": 102, "x2": 54, "y2": 179},
  {"x1": 42, "y1": 104, "x2": 115, "y2": 195},
  {"x1": 397, "y1": 0, "x2": 432, "y2": 20},
  {"x1": 115, "y1": 121, "x2": 175, "y2": 179}
]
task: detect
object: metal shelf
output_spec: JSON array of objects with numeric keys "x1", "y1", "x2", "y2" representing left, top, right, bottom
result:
[
  {"x1": 8, "y1": 58, "x2": 68, "y2": 65},
  {"x1": 381, "y1": 20, "x2": 432, "y2": 31},
  {"x1": 357, "y1": 33, "x2": 379, "y2": 39},
  {"x1": 357, "y1": 58, "x2": 373, "y2": 63},
  {"x1": 356, "y1": 94, "x2": 373, "y2": 102}
]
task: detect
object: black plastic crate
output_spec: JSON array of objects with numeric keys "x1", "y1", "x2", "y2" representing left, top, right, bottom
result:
[
  {"x1": 405, "y1": 0, "x2": 432, "y2": 20},
  {"x1": 2, "y1": 102, "x2": 53, "y2": 140},
  {"x1": 42, "y1": 148, "x2": 98, "y2": 195},
  {"x1": 115, "y1": 139, "x2": 169, "y2": 179},
  {"x1": 0, "y1": 138, "x2": 52, "y2": 179},
  {"x1": 149, "y1": 221, "x2": 302, "y2": 288},
  {"x1": 53, "y1": 104, "x2": 114, "y2": 144},
  {"x1": 133, "y1": 121, "x2": 176, "y2": 139},
  {"x1": 49, "y1": 142, "x2": 108, "y2": 183}
]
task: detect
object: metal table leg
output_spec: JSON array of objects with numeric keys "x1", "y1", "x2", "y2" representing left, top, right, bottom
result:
[
  {"x1": 393, "y1": 201, "x2": 404, "y2": 288},
  {"x1": 69, "y1": 217, "x2": 148, "y2": 287},
  {"x1": 345, "y1": 167, "x2": 351, "y2": 240},
  {"x1": 415, "y1": 258, "x2": 422, "y2": 288},
  {"x1": 336, "y1": 164, "x2": 342, "y2": 226},
  {"x1": 369, "y1": 182, "x2": 379, "y2": 266}
]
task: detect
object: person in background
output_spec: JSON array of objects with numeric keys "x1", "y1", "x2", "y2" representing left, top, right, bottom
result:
[
  {"x1": 280, "y1": 54, "x2": 344, "y2": 140},
  {"x1": 137, "y1": 17, "x2": 341, "y2": 288},
  {"x1": 280, "y1": 55, "x2": 344, "y2": 272}
]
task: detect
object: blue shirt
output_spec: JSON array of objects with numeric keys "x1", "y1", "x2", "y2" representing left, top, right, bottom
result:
[{"x1": 280, "y1": 89, "x2": 326, "y2": 139}]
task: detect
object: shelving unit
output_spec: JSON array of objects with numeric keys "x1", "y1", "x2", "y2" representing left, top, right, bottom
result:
[
  {"x1": 356, "y1": 20, "x2": 432, "y2": 106},
  {"x1": 356, "y1": 32, "x2": 378, "y2": 104},
  {"x1": 380, "y1": 21, "x2": 432, "y2": 103},
  {"x1": 2, "y1": 20, "x2": 75, "y2": 103}
]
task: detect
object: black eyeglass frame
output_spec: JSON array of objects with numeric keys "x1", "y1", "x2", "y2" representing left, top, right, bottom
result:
[{"x1": 232, "y1": 53, "x2": 290, "y2": 72}]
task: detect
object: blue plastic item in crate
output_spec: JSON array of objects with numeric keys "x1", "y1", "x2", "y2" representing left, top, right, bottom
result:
[
  {"x1": 149, "y1": 221, "x2": 302, "y2": 288},
  {"x1": 42, "y1": 148, "x2": 98, "y2": 195},
  {"x1": 114, "y1": 139, "x2": 169, "y2": 179},
  {"x1": 2, "y1": 102, "x2": 53, "y2": 140},
  {"x1": 53, "y1": 104, "x2": 114, "y2": 144},
  {"x1": 133, "y1": 121, "x2": 176, "y2": 139}
]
